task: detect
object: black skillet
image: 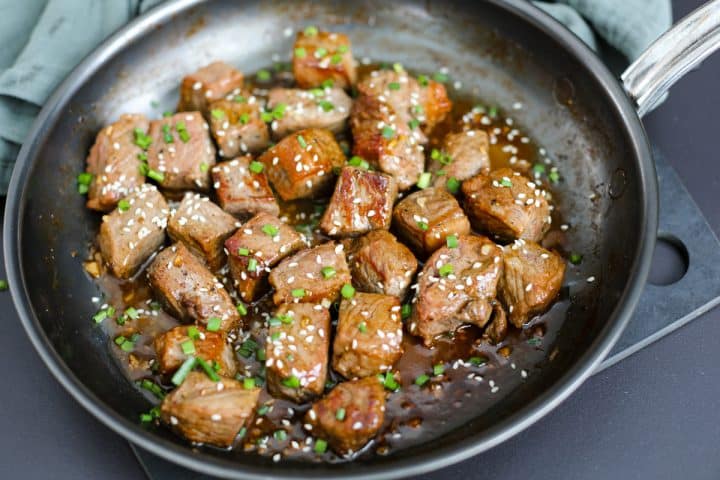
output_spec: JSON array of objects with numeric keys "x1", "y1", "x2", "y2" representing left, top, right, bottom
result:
[{"x1": 5, "y1": 0, "x2": 720, "y2": 478}]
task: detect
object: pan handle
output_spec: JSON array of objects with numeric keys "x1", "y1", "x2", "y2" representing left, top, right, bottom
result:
[{"x1": 621, "y1": 0, "x2": 720, "y2": 117}]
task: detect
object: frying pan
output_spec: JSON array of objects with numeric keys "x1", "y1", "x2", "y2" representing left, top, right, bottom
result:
[{"x1": 4, "y1": 0, "x2": 719, "y2": 478}]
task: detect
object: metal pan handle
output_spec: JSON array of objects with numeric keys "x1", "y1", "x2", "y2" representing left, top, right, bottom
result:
[{"x1": 621, "y1": 0, "x2": 720, "y2": 117}]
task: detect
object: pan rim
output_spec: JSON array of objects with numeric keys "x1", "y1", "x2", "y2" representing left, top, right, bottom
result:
[{"x1": 3, "y1": 0, "x2": 658, "y2": 478}]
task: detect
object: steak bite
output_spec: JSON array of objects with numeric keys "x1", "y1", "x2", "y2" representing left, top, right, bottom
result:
[
  {"x1": 409, "y1": 234, "x2": 503, "y2": 346},
  {"x1": 305, "y1": 377, "x2": 386, "y2": 454},
  {"x1": 343, "y1": 230, "x2": 417, "y2": 299},
  {"x1": 266, "y1": 303, "x2": 330, "y2": 403},
  {"x1": 292, "y1": 28, "x2": 356, "y2": 90},
  {"x1": 224, "y1": 213, "x2": 305, "y2": 302},
  {"x1": 484, "y1": 302, "x2": 509, "y2": 345},
  {"x1": 332, "y1": 292, "x2": 403, "y2": 379},
  {"x1": 97, "y1": 184, "x2": 169, "y2": 279},
  {"x1": 207, "y1": 96, "x2": 270, "y2": 157},
  {"x1": 268, "y1": 242, "x2": 351, "y2": 306},
  {"x1": 160, "y1": 372, "x2": 259, "y2": 448},
  {"x1": 430, "y1": 129, "x2": 490, "y2": 189},
  {"x1": 85, "y1": 113, "x2": 148, "y2": 212},
  {"x1": 167, "y1": 193, "x2": 238, "y2": 271},
  {"x1": 350, "y1": 93, "x2": 425, "y2": 191},
  {"x1": 499, "y1": 240, "x2": 565, "y2": 327},
  {"x1": 267, "y1": 86, "x2": 352, "y2": 139},
  {"x1": 146, "y1": 112, "x2": 216, "y2": 191},
  {"x1": 320, "y1": 166, "x2": 397, "y2": 238},
  {"x1": 147, "y1": 243, "x2": 239, "y2": 331},
  {"x1": 392, "y1": 187, "x2": 470, "y2": 257},
  {"x1": 258, "y1": 128, "x2": 346, "y2": 201},
  {"x1": 178, "y1": 61, "x2": 244, "y2": 114},
  {"x1": 461, "y1": 168, "x2": 552, "y2": 242},
  {"x1": 154, "y1": 325, "x2": 237, "y2": 377},
  {"x1": 211, "y1": 156, "x2": 279, "y2": 219}
]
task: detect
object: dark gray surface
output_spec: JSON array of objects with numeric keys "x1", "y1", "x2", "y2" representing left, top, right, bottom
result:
[{"x1": 2, "y1": 1, "x2": 720, "y2": 479}]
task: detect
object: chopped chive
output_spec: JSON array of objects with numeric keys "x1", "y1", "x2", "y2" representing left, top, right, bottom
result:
[
  {"x1": 147, "y1": 169, "x2": 165, "y2": 183},
  {"x1": 357, "y1": 321, "x2": 368, "y2": 333},
  {"x1": 432, "y1": 72, "x2": 448, "y2": 83},
  {"x1": 335, "y1": 407, "x2": 346, "y2": 421},
  {"x1": 162, "y1": 111, "x2": 173, "y2": 118},
  {"x1": 171, "y1": 356, "x2": 197, "y2": 386},
  {"x1": 139, "y1": 379, "x2": 165, "y2": 399},
  {"x1": 262, "y1": 224, "x2": 279, "y2": 236},
  {"x1": 210, "y1": 109, "x2": 225, "y2": 120},
  {"x1": 197, "y1": 357, "x2": 220, "y2": 381},
  {"x1": 199, "y1": 162, "x2": 209, "y2": 173},
  {"x1": 236, "y1": 302, "x2": 248, "y2": 315},
  {"x1": 294, "y1": 47, "x2": 307, "y2": 58},
  {"x1": 257, "y1": 348, "x2": 266, "y2": 361},
  {"x1": 137, "y1": 151, "x2": 147, "y2": 162},
  {"x1": 438, "y1": 264, "x2": 454, "y2": 277},
  {"x1": 272, "y1": 103, "x2": 287, "y2": 120},
  {"x1": 415, "y1": 374, "x2": 430, "y2": 386},
  {"x1": 176, "y1": 122, "x2": 190, "y2": 143},
  {"x1": 133, "y1": 128, "x2": 152, "y2": 149},
  {"x1": 393, "y1": 62, "x2": 404, "y2": 73},
  {"x1": 416, "y1": 172, "x2": 432, "y2": 189},
  {"x1": 417, "y1": 74, "x2": 429, "y2": 86},
  {"x1": 532, "y1": 163, "x2": 546, "y2": 175},
  {"x1": 408, "y1": 118, "x2": 420, "y2": 130},
  {"x1": 234, "y1": 95, "x2": 246, "y2": 103},
  {"x1": 401, "y1": 304, "x2": 411, "y2": 319},
  {"x1": 257, "y1": 404, "x2": 270, "y2": 416},
  {"x1": 162, "y1": 124, "x2": 174, "y2": 143},
  {"x1": 247, "y1": 258, "x2": 258, "y2": 272},
  {"x1": 417, "y1": 221, "x2": 429, "y2": 231},
  {"x1": 348, "y1": 156, "x2": 369, "y2": 170},
  {"x1": 239, "y1": 112, "x2": 250, "y2": 125},
  {"x1": 341, "y1": 283, "x2": 355, "y2": 299},
  {"x1": 297, "y1": 135, "x2": 307, "y2": 148},
  {"x1": 433, "y1": 364, "x2": 445, "y2": 376},
  {"x1": 117, "y1": 199, "x2": 130, "y2": 212},
  {"x1": 261, "y1": 111, "x2": 273, "y2": 123},
  {"x1": 314, "y1": 47, "x2": 328, "y2": 59},
  {"x1": 270, "y1": 331, "x2": 281, "y2": 342},
  {"x1": 181, "y1": 340, "x2": 196, "y2": 355},
  {"x1": 446, "y1": 177, "x2": 460, "y2": 194},
  {"x1": 381, "y1": 126, "x2": 395, "y2": 139},
  {"x1": 446, "y1": 235, "x2": 458, "y2": 248},
  {"x1": 569, "y1": 253, "x2": 583, "y2": 265},
  {"x1": 318, "y1": 100, "x2": 334, "y2": 112},
  {"x1": 304, "y1": 25, "x2": 318, "y2": 36},
  {"x1": 337, "y1": 45, "x2": 349, "y2": 54},
  {"x1": 379, "y1": 371, "x2": 400, "y2": 391},
  {"x1": 282, "y1": 375, "x2": 301, "y2": 389},
  {"x1": 291, "y1": 288, "x2": 306, "y2": 298},
  {"x1": 279, "y1": 314, "x2": 293, "y2": 324},
  {"x1": 237, "y1": 247, "x2": 250, "y2": 256},
  {"x1": 310, "y1": 88, "x2": 325, "y2": 97},
  {"x1": 330, "y1": 53, "x2": 343, "y2": 64},
  {"x1": 243, "y1": 377, "x2": 256, "y2": 389},
  {"x1": 274, "y1": 429, "x2": 287, "y2": 441},
  {"x1": 548, "y1": 170, "x2": 560, "y2": 183},
  {"x1": 469, "y1": 356, "x2": 487, "y2": 367},
  {"x1": 527, "y1": 337, "x2": 542, "y2": 346},
  {"x1": 321, "y1": 79, "x2": 334, "y2": 89},
  {"x1": 187, "y1": 325, "x2": 200, "y2": 340},
  {"x1": 488, "y1": 106, "x2": 498, "y2": 117},
  {"x1": 124, "y1": 307, "x2": 139, "y2": 320},
  {"x1": 314, "y1": 438, "x2": 328, "y2": 454},
  {"x1": 500, "y1": 178, "x2": 513, "y2": 187},
  {"x1": 249, "y1": 161, "x2": 264, "y2": 173},
  {"x1": 238, "y1": 427, "x2": 247, "y2": 438},
  {"x1": 256, "y1": 69, "x2": 271, "y2": 81},
  {"x1": 268, "y1": 317, "x2": 282, "y2": 327},
  {"x1": 206, "y1": 317, "x2": 222, "y2": 332},
  {"x1": 321, "y1": 266, "x2": 336, "y2": 279},
  {"x1": 388, "y1": 82, "x2": 401, "y2": 91}
]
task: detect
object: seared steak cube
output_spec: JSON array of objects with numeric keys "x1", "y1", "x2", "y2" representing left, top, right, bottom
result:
[
  {"x1": 350, "y1": 93, "x2": 425, "y2": 191},
  {"x1": 167, "y1": 193, "x2": 238, "y2": 270},
  {"x1": 499, "y1": 240, "x2": 565, "y2": 327},
  {"x1": 343, "y1": 230, "x2": 417, "y2": 299},
  {"x1": 178, "y1": 61, "x2": 244, "y2": 114},
  {"x1": 266, "y1": 303, "x2": 330, "y2": 403},
  {"x1": 305, "y1": 377, "x2": 385, "y2": 454},
  {"x1": 320, "y1": 166, "x2": 397, "y2": 237},
  {"x1": 292, "y1": 29, "x2": 356, "y2": 90},
  {"x1": 258, "y1": 128, "x2": 345, "y2": 201},
  {"x1": 97, "y1": 184, "x2": 169, "y2": 279},
  {"x1": 154, "y1": 325, "x2": 237, "y2": 377},
  {"x1": 332, "y1": 292, "x2": 403, "y2": 379},
  {"x1": 430, "y1": 130, "x2": 490, "y2": 189},
  {"x1": 409, "y1": 235, "x2": 503, "y2": 346},
  {"x1": 462, "y1": 168, "x2": 552, "y2": 242},
  {"x1": 160, "y1": 372, "x2": 259, "y2": 448},
  {"x1": 225, "y1": 213, "x2": 305, "y2": 302},
  {"x1": 208, "y1": 96, "x2": 269, "y2": 157},
  {"x1": 267, "y1": 87, "x2": 352, "y2": 139},
  {"x1": 211, "y1": 156, "x2": 279, "y2": 219},
  {"x1": 147, "y1": 112, "x2": 216, "y2": 191},
  {"x1": 392, "y1": 187, "x2": 470, "y2": 257},
  {"x1": 484, "y1": 302, "x2": 508, "y2": 345},
  {"x1": 147, "y1": 243, "x2": 239, "y2": 331},
  {"x1": 268, "y1": 242, "x2": 351, "y2": 305},
  {"x1": 85, "y1": 113, "x2": 148, "y2": 212}
]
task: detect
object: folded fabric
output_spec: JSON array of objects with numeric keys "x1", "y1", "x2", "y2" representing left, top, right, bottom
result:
[{"x1": 0, "y1": 0, "x2": 672, "y2": 195}]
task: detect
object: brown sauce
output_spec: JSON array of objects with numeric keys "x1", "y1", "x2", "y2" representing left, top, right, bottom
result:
[{"x1": 90, "y1": 63, "x2": 571, "y2": 462}]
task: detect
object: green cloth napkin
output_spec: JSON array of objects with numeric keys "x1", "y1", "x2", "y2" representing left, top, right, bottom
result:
[{"x1": 0, "y1": 0, "x2": 672, "y2": 195}]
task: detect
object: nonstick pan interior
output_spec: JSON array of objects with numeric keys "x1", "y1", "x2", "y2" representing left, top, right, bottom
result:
[{"x1": 6, "y1": 0, "x2": 655, "y2": 478}]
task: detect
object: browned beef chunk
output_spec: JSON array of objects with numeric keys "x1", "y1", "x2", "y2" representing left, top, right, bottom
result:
[
  {"x1": 160, "y1": 372, "x2": 259, "y2": 448},
  {"x1": 147, "y1": 243, "x2": 239, "y2": 331},
  {"x1": 430, "y1": 129, "x2": 490, "y2": 189},
  {"x1": 332, "y1": 293, "x2": 402, "y2": 379},
  {"x1": 350, "y1": 93, "x2": 425, "y2": 191},
  {"x1": 409, "y1": 234, "x2": 503, "y2": 346},
  {"x1": 257, "y1": 128, "x2": 345, "y2": 201},
  {"x1": 462, "y1": 168, "x2": 552, "y2": 242},
  {"x1": 207, "y1": 95, "x2": 269, "y2": 157},
  {"x1": 97, "y1": 184, "x2": 169, "y2": 279},
  {"x1": 225, "y1": 213, "x2": 305, "y2": 302},
  {"x1": 392, "y1": 187, "x2": 470, "y2": 257},
  {"x1": 292, "y1": 29, "x2": 356, "y2": 90},
  {"x1": 146, "y1": 112, "x2": 216, "y2": 191},
  {"x1": 168, "y1": 193, "x2": 238, "y2": 271},
  {"x1": 268, "y1": 242, "x2": 351, "y2": 305},
  {"x1": 266, "y1": 303, "x2": 330, "y2": 403},
  {"x1": 211, "y1": 156, "x2": 279, "y2": 219},
  {"x1": 484, "y1": 302, "x2": 508, "y2": 345},
  {"x1": 85, "y1": 114, "x2": 148, "y2": 212},
  {"x1": 356, "y1": 70, "x2": 452, "y2": 133},
  {"x1": 319, "y1": 166, "x2": 397, "y2": 238},
  {"x1": 267, "y1": 87, "x2": 352, "y2": 139},
  {"x1": 154, "y1": 325, "x2": 237, "y2": 377},
  {"x1": 305, "y1": 377, "x2": 385, "y2": 454},
  {"x1": 499, "y1": 240, "x2": 565, "y2": 327},
  {"x1": 343, "y1": 230, "x2": 417, "y2": 299},
  {"x1": 178, "y1": 61, "x2": 244, "y2": 114}
]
